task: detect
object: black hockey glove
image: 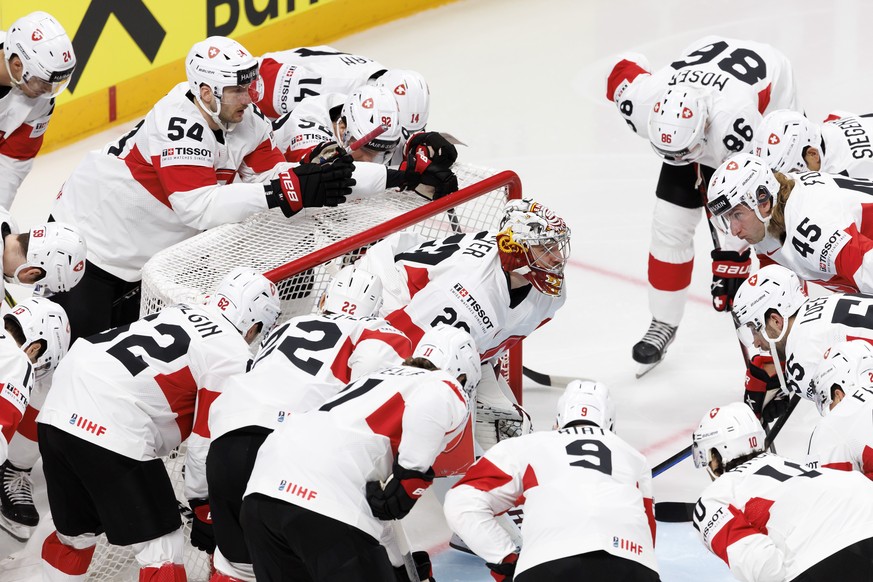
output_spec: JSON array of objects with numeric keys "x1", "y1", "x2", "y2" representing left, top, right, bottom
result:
[
  {"x1": 399, "y1": 141, "x2": 458, "y2": 200},
  {"x1": 188, "y1": 498, "x2": 215, "y2": 554},
  {"x1": 301, "y1": 140, "x2": 344, "y2": 165},
  {"x1": 265, "y1": 156, "x2": 355, "y2": 217},
  {"x1": 393, "y1": 551, "x2": 435, "y2": 582},
  {"x1": 762, "y1": 391, "x2": 791, "y2": 427},
  {"x1": 486, "y1": 552, "x2": 519, "y2": 582},
  {"x1": 710, "y1": 249, "x2": 752, "y2": 312},
  {"x1": 405, "y1": 132, "x2": 459, "y2": 167},
  {"x1": 745, "y1": 355, "x2": 780, "y2": 419},
  {"x1": 365, "y1": 461, "x2": 434, "y2": 521}
]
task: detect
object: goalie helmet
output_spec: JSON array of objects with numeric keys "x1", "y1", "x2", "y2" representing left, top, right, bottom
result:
[
  {"x1": 186, "y1": 37, "x2": 261, "y2": 128},
  {"x1": 375, "y1": 69, "x2": 430, "y2": 137},
  {"x1": 208, "y1": 267, "x2": 280, "y2": 338},
  {"x1": 692, "y1": 402, "x2": 765, "y2": 471},
  {"x1": 4, "y1": 11, "x2": 75, "y2": 98},
  {"x1": 752, "y1": 110, "x2": 821, "y2": 174},
  {"x1": 341, "y1": 85, "x2": 401, "y2": 163},
  {"x1": 555, "y1": 380, "x2": 615, "y2": 431},
  {"x1": 810, "y1": 340, "x2": 873, "y2": 416},
  {"x1": 707, "y1": 153, "x2": 780, "y2": 234},
  {"x1": 496, "y1": 198, "x2": 571, "y2": 297},
  {"x1": 4, "y1": 297, "x2": 70, "y2": 378},
  {"x1": 413, "y1": 324, "x2": 481, "y2": 397},
  {"x1": 732, "y1": 264, "x2": 807, "y2": 345},
  {"x1": 11, "y1": 222, "x2": 87, "y2": 293},
  {"x1": 647, "y1": 85, "x2": 709, "y2": 165},
  {"x1": 319, "y1": 265, "x2": 383, "y2": 318}
]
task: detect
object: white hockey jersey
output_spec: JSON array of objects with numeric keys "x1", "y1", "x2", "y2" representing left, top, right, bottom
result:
[
  {"x1": 356, "y1": 231, "x2": 565, "y2": 362},
  {"x1": 256, "y1": 46, "x2": 386, "y2": 119},
  {"x1": 819, "y1": 114, "x2": 873, "y2": 180},
  {"x1": 38, "y1": 303, "x2": 252, "y2": 498},
  {"x1": 444, "y1": 425, "x2": 657, "y2": 576},
  {"x1": 0, "y1": 332, "x2": 34, "y2": 465},
  {"x1": 806, "y1": 383, "x2": 873, "y2": 479},
  {"x1": 209, "y1": 313, "x2": 412, "y2": 440},
  {"x1": 607, "y1": 36, "x2": 800, "y2": 168},
  {"x1": 693, "y1": 453, "x2": 873, "y2": 582},
  {"x1": 51, "y1": 82, "x2": 292, "y2": 282},
  {"x1": 244, "y1": 365, "x2": 469, "y2": 541}
]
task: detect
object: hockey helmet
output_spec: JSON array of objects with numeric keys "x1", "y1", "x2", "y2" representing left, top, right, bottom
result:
[
  {"x1": 692, "y1": 402, "x2": 765, "y2": 472},
  {"x1": 732, "y1": 264, "x2": 807, "y2": 345},
  {"x1": 319, "y1": 265, "x2": 383, "y2": 318},
  {"x1": 413, "y1": 324, "x2": 481, "y2": 397},
  {"x1": 3, "y1": 11, "x2": 75, "y2": 98},
  {"x1": 707, "y1": 153, "x2": 780, "y2": 234},
  {"x1": 810, "y1": 340, "x2": 873, "y2": 416},
  {"x1": 340, "y1": 85, "x2": 402, "y2": 163},
  {"x1": 752, "y1": 110, "x2": 821, "y2": 174},
  {"x1": 375, "y1": 69, "x2": 430, "y2": 137},
  {"x1": 10, "y1": 222, "x2": 87, "y2": 294},
  {"x1": 647, "y1": 85, "x2": 709, "y2": 165},
  {"x1": 4, "y1": 297, "x2": 70, "y2": 378},
  {"x1": 208, "y1": 267, "x2": 281, "y2": 340},
  {"x1": 186, "y1": 37, "x2": 261, "y2": 127},
  {"x1": 555, "y1": 380, "x2": 615, "y2": 431}
]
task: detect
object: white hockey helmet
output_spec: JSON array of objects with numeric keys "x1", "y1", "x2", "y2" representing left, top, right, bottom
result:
[
  {"x1": 413, "y1": 324, "x2": 481, "y2": 397},
  {"x1": 732, "y1": 264, "x2": 807, "y2": 345},
  {"x1": 319, "y1": 265, "x2": 383, "y2": 318},
  {"x1": 497, "y1": 198, "x2": 571, "y2": 297},
  {"x1": 752, "y1": 110, "x2": 822, "y2": 174},
  {"x1": 555, "y1": 380, "x2": 616, "y2": 431},
  {"x1": 12, "y1": 222, "x2": 87, "y2": 293},
  {"x1": 375, "y1": 69, "x2": 430, "y2": 137},
  {"x1": 647, "y1": 85, "x2": 710, "y2": 165},
  {"x1": 3, "y1": 11, "x2": 75, "y2": 98},
  {"x1": 341, "y1": 85, "x2": 402, "y2": 162},
  {"x1": 208, "y1": 267, "x2": 281, "y2": 338},
  {"x1": 186, "y1": 37, "x2": 261, "y2": 127},
  {"x1": 707, "y1": 153, "x2": 780, "y2": 234},
  {"x1": 4, "y1": 297, "x2": 70, "y2": 378},
  {"x1": 692, "y1": 402, "x2": 765, "y2": 471},
  {"x1": 810, "y1": 340, "x2": 873, "y2": 416}
]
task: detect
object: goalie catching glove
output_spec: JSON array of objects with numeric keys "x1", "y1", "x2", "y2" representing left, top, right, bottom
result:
[
  {"x1": 710, "y1": 249, "x2": 751, "y2": 312},
  {"x1": 366, "y1": 461, "x2": 434, "y2": 521},
  {"x1": 265, "y1": 155, "x2": 356, "y2": 217},
  {"x1": 399, "y1": 132, "x2": 459, "y2": 199},
  {"x1": 188, "y1": 498, "x2": 215, "y2": 554}
]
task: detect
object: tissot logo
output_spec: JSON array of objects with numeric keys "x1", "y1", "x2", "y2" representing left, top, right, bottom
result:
[{"x1": 163, "y1": 146, "x2": 210, "y2": 157}]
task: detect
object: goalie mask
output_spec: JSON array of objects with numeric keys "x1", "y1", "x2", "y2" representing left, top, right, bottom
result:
[
  {"x1": 707, "y1": 153, "x2": 780, "y2": 235},
  {"x1": 413, "y1": 324, "x2": 481, "y2": 397},
  {"x1": 648, "y1": 85, "x2": 709, "y2": 165},
  {"x1": 732, "y1": 264, "x2": 806, "y2": 346},
  {"x1": 5, "y1": 298, "x2": 70, "y2": 378},
  {"x1": 340, "y1": 85, "x2": 402, "y2": 164},
  {"x1": 555, "y1": 380, "x2": 615, "y2": 431},
  {"x1": 208, "y1": 267, "x2": 280, "y2": 339},
  {"x1": 692, "y1": 402, "x2": 765, "y2": 476},
  {"x1": 752, "y1": 110, "x2": 821, "y2": 174},
  {"x1": 375, "y1": 69, "x2": 430, "y2": 137},
  {"x1": 9, "y1": 222, "x2": 87, "y2": 294},
  {"x1": 810, "y1": 340, "x2": 873, "y2": 416},
  {"x1": 319, "y1": 265, "x2": 383, "y2": 318},
  {"x1": 4, "y1": 11, "x2": 75, "y2": 99},
  {"x1": 497, "y1": 198, "x2": 571, "y2": 297}
]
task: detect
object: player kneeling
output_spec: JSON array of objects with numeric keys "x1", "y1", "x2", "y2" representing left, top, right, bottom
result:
[
  {"x1": 35, "y1": 268, "x2": 280, "y2": 581},
  {"x1": 241, "y1": 325, "x2": 480, "y2": 582},
  {"x1": 445, "y1": 381, "x2": 659, "y2": 582}
]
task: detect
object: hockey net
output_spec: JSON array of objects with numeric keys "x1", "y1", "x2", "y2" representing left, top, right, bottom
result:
[{"x1": 82, "y1": 164, "x2": 523, "y2": 581}]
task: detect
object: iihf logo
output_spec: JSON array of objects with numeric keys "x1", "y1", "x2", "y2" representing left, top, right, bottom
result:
[
  {"x1": 278, "y1": 411, "x2": 285, "y2": 423},
  {"x1": 69, "y1": 413, "x2": 77, "y2": 425},
  {"x1": 278, "y1": 480, "x2": 287, "y2": 491}
]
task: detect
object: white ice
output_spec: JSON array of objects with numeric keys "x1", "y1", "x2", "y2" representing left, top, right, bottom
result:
[{"x1": 3, "y1": 0, "x2": 872, "y2": 579}]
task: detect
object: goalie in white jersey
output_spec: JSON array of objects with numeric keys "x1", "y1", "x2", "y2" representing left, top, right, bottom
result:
[
  {"x1": 606, "y1": 36, "x2": 800, "y2": 375},
  {"x1": 35, "y1": 268, "x2": 280, "y2": 582},
  {"x1": 49, "y1": 35, "x2": 355, "y2": 342},
  {"x1": 692, "y1": 402, "x2": 873, "y2": 581},
  {"x1": 205, "y1": 266, "x2": 412, "y2": 581},
  {"x1": 241, "y1": 325, "x2": 480, "y2": 582},
  {"x1": 445, "y1": 381, "x2": 658, "y2": 582}
]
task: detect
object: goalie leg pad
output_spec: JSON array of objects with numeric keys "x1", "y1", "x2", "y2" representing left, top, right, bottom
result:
[
  {"x1": 40, "y1": 531, "x2": 97, "y2": 581},
  {"x1": 474, "y1": 364, "x2": 532, "y2": 451},
  {"x1": 138, "y1": 563, "x2": 186, "y2": 582},
  {"x1": 130, "y1": 527, "x2": 185, "y2": 571}
]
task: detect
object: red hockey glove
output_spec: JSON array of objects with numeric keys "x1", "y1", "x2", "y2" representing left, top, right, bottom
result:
[
  {"x1": 188, "y1": 498, "x2": 215, "y2": 554},
  {"x1": 405, "y1": 132, "x2": 458, "y2": 167},
  {"x1": 400, "y1": 139, "x2": 458, "y2": 200},
  {"x1": 711, "y1": 249, "x2": 752, "y2": 312},
  {"x1": 266, "y1": 156, "x2": 355, "y2": 217},
  {"x1": 486, "y1": 552, "x2": 519, "y2": 582},
  {"x1": 366, "y1": 461, "x2": 434, "y2": 521},
  {"x1": 744, "y1": 355, "x2": 779, "y2": 418}
]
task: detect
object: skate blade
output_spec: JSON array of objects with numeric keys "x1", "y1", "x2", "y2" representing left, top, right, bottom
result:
[
  {"x1": 0, "y1": 513, "x2": 34, "y2": 542},
  {"x1": 635, "y1": 359, "x2": 664, "y2": 379},
  {"x1": 448, "y1": 534, "x2": 476, "y2": 556}
]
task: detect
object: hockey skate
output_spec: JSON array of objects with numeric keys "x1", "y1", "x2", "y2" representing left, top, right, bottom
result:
[
  {"x1": 632, "y1": 319, "x2": 677, "y2": 378},
  {"x1": 0, "y1": 461, "x2": 39, "y2": 542}
]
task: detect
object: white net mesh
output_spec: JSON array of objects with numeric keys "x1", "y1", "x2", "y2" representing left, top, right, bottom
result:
[{"x1": 82, "y1": 163, "x2": 519, "y2": 581}]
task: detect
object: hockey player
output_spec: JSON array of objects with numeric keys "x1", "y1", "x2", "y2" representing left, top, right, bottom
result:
[
  {"x1": 444, "y1": 381, "x2": 658, "y2": 582},
  {"x1": 0, "y1": 11, "x2": 76, "y2": 209},
  {"x1": 753, "y1": 109, "x2": 873, "y2": 180},
  {"x1": 606, "y1": 36, "x2": 800, "y2": 374},
  {"x1": 805, "y1": 340, "x2": 873, "y2": 479},
  {"x1": 691, "y1": 402, "x2": 873, "y2": 581},
  {"x1": 49, "y1": 36, "x2": 355, "y2": 342},
  {"x1": 241, "y1": 324, "x2": 480, "y2": 582},
  {"x1": 205, "y1": 265, "x2": 412, "y2": 581},
  {"x1": 0, "y1": 298, "x2": 69, "y2": 542},
  {"x1": 35, "y1": 267, "x2": 280, "y2": 581}
]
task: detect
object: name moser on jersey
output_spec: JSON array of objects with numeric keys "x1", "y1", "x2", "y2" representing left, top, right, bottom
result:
[
  {"x1": 34, "y1": 268, "x2": 280, "y2": 581},
  {"x1": 241, "y1": 325, "x2": 480, "y2": 582},
  {"x1": 205, "y1": 266, "x2": 412, "y2": 581}
]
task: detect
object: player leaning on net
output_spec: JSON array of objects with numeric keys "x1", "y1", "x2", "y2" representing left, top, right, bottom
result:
[
  {"x1": 34, "y1": 268, "x2": 280, "y2": 581},
  {"x1": 204, "y1": 266, "x2": 412, "y2": 582},
  {"x1": 0, "y1": 298, "x2": 69, "y2": 542},
  {"x1": 0, "y1": 11, "x2": 75, "y2": 210},
  {"x1": 691, "y1": 402, "x2": 873, "y2": 582},
  {"x1": 804, "y1": 340, "x2": 873, "y2": 480},
  {"x1": 48, "y1": 36, "x2": 355, "y2": 342},
  {"x1": 356, "y1": 198, "x2": 570, "y2": 451},
  {"x1": 445, "y1": 381, "x2": 658, "y2": 582},
  {"x1": 240, "y1": 325, "x2": 480, "y2": 582},
  {"x1": 606, "y1": 36, "x2": 800, "y2": 375}
]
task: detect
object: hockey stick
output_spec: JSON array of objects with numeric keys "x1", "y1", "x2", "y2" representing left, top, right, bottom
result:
[
  {"x1": 379, "y1": 478, "x2": 420, "y2": 582},
  {"x1": 349, "y1": 123, "x2": 388, "y2": 152},
  {"x1": 4, "y1": 290, "x2": 16, "y2": 308},
  {"x1": 521, "y1": 366, "x2": 592, "y2": 388}
]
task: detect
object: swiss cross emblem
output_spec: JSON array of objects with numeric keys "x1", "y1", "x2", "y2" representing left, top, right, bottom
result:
[
  {"x1": 393, "y1": 83, "x2": 407, "y2": 96},
  {"x1": 217, "y1": 297, "x2": 230, "y2": 310},
  {"x1": 653, "y1": 102, "x2": 660, "y2": 113},
  {"x1": 823, "y1": 347, "x2": 831, "y2": 359},
  {"x1": 269, "y1": 282, "x2": 277, "y2": 295},
  {"x1": 681, "y1": 107, "x2": 693, "y2": 119},
  {"x1": 208, "y1": 46, "x2": 220, "y2": 58},
  {"x1": 361, "y1": 98, "x2": 374, "y2": 109},
  {"x1": 73, "y1": 261, "x2": 84, "y2": 272},
  {"x1": 769, "y1": 133, "x2": 780, "y2": 145},
  {"x1": 748, "y1": 274, "x2": 758, "y2": 286},
  {"x1": 31, "y1": 29, "x2": 43, "y2": 42},
  {"x1": 709, "y1": 407, "x2": 720, "y2": 419},
  {"x1": 726, "y1": 161, "x2": 739, "y2": 171}
]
